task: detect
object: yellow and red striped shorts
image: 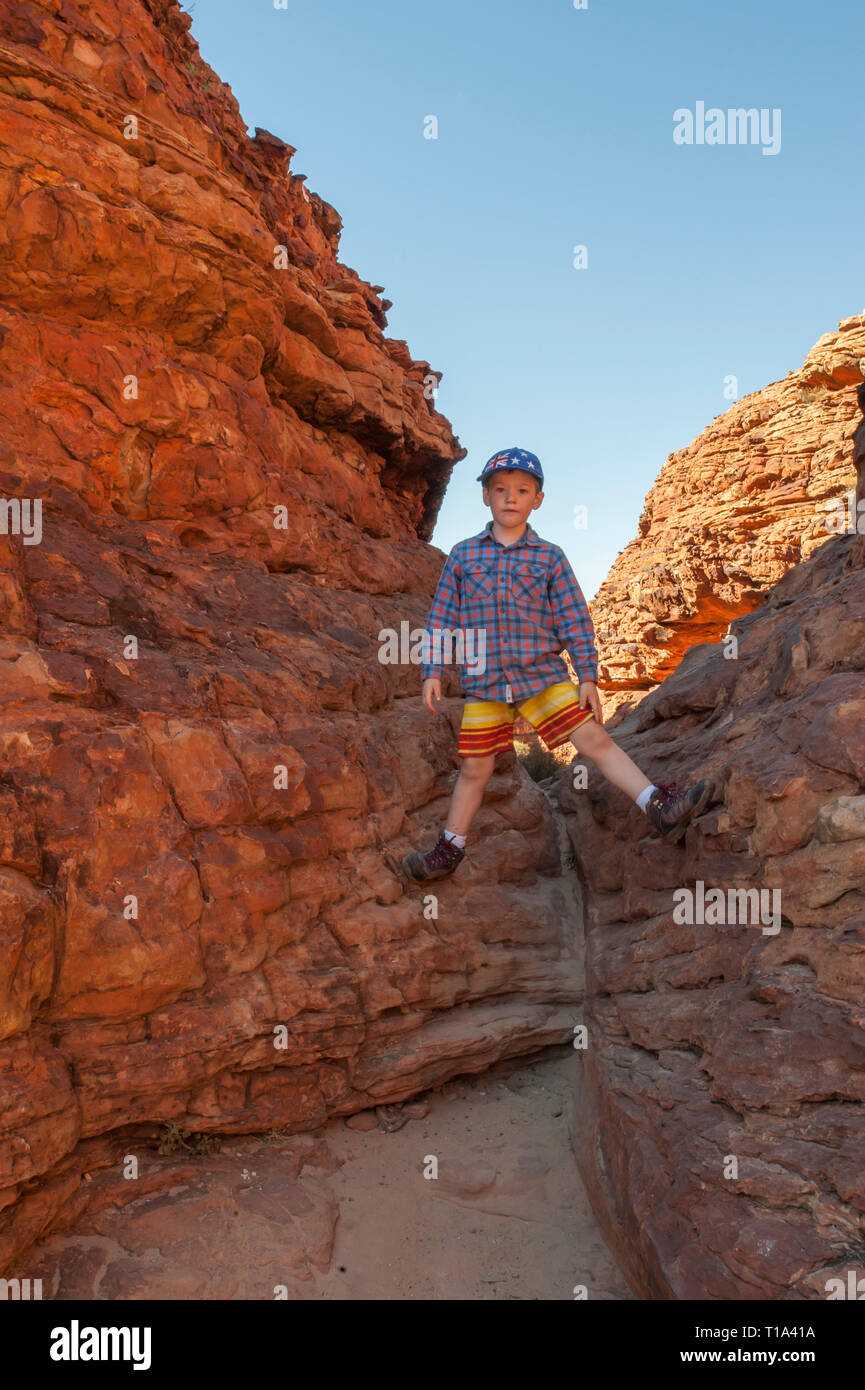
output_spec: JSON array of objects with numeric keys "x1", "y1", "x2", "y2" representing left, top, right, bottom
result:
[{"x1": 457, "y1": 680, "x2": 594, "y2": 758}]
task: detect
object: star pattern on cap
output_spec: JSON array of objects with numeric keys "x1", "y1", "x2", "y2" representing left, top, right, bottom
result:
[{"x1": 479, "y1": 449, "x2": 542, "y2": 480}]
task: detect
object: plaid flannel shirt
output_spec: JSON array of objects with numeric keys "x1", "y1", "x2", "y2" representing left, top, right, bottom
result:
[{"x1": 420, "y1": 520, "x2": 599, "y2": 702}]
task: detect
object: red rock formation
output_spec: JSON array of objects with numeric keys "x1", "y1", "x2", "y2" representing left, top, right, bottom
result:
[
  {"x1": 594, "y1": 318, "x2": 865, "y2": 722},
  {"x1": 562, "y1": 384, "x2": 865, "y2": 1295},
  {"x1": 0, "y1": 0, "x2": 582, "y2": 1271}
]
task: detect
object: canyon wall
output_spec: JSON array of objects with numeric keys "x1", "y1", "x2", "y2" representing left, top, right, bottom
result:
[
  {"x1": 594, "y1": 318, "x2": 865, "y2": 722},
  {"x1": 0, "y1": 0, "x2": 580, "y2": 1270},
  {"x1": 4, "y1": 0, "x2": 863, "y2": 1300},
  {"x1": 566, "y1": 387, "x2": 865, "y2": 1298}
]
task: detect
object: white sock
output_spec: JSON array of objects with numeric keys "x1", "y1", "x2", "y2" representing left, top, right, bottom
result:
[
  {"x1": 635, "y1": 784, "x2": 657, "y2": 815},
  {"x1": 443, "y1": 828, "x2": 467, "y2": 848}
]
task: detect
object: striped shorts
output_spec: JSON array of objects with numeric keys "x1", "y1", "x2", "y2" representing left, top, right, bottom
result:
[{"x1": 457, "y1": 680, "x2": 595, "y2": 758}]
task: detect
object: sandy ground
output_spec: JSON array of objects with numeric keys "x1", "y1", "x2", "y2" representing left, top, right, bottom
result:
[
  {"x1": 308, "y1": 1043, "x2": 634, "y2": 1301},
  {"x1": 19, "y1": 1044, "x2": 633, "y2": 1301}
]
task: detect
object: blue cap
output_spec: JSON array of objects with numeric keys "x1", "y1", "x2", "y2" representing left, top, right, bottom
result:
[{"x1": 477, "y1": 448, "x2": 544, "y2": 487}]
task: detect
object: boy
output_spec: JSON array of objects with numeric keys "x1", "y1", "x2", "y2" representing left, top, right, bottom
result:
[{"x1": 400, "y1": 446, "x2": 713, "y2": 882}]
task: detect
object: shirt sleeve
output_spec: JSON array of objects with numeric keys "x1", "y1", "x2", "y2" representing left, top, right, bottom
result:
[
  {"x1": 548, "y1": 550, "x2": 599, "y2": 683},
  {"x1": 420, "y1": 550, "x2": 462, "y2": 681}
]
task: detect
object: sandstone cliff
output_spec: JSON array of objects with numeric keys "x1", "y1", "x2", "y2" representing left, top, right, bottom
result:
[
  {"x1": 0, "y1": 0, "x2": 581, "y2": 1270},
  {"x1": 562, "y1": 386, "x2": 865, "y2": 1298},
  {"x1": 594, "y1": 317, "x2": 865, "y2": 721},
  {"x1": 3, "y1": 0, "x2": 863, "y2": 1303}
]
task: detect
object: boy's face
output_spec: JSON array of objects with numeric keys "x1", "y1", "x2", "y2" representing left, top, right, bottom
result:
[{"x1": 482, "y1": 469, "x2": 543, "y2": 526}]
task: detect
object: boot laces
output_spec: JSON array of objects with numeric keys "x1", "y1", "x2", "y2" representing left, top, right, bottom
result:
[
  {"x1": 653, "y1": 780, "x2": 679, "y2": 802},
  {"x1": 428, "y1": 833, "x2": 460, "y2": 866}
]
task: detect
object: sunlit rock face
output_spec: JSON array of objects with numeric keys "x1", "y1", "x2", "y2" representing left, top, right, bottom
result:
[
  {"x1": 0, "y1": 0, "x2": 581, "y2": 1270},
  {"x1": 593, "y1": 317, "x2": 865, "y2": 724}
]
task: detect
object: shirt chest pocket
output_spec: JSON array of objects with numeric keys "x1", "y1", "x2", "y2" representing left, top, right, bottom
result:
[
  {"x1": 462, "y1": 562, "x2": 497, "y2": 599},
  {"x1": 510, "y1": 561, "x2": 549, "y2": 618}
]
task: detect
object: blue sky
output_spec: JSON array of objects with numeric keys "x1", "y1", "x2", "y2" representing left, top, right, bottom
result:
[{"x1": 186, "y1": 0, "x2": 863, "y2": 599}]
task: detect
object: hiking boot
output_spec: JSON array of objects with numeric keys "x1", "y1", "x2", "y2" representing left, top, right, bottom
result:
[
  {"x1": 401, "y1": 830, "x2": 465, "y2": 882},
  {"x1": 646, "y1": 778, "x2": 713, "y2": 844}
]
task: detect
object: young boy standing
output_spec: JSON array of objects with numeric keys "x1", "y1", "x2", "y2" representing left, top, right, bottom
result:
[{"x1": 400, "y1": 447, "x2": 713, "y2": 882}]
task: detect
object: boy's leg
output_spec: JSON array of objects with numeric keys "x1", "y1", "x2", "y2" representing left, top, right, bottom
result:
[
  {"x1": 520, "y1": 682, "x2": 711, "y2": 840},
  {"x1": 447, "y1": 695, "x2": 514, "y2": 835},
  {"x1": 400, "y1": 699, "x2": 510, "y2": 881},
  {"x1": 569, "y1": 717, "x2": 651, "y2": 799},
  {"x1": 518, "y1": 682, "x2": 649, "y2": 796},
  {"x1": 570, "y1": 714, "x2": 713, "y2": 841},
  {"x1": 445, "y1": 752, "x2": 497, "y2": 836}
]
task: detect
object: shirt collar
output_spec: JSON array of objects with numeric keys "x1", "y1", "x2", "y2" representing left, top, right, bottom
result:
[{"x1": 476, "y1": 519, "x2": 540, "y2": 549}]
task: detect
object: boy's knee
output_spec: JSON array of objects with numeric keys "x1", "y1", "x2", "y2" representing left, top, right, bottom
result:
[
  {"x1": 458, "y1": 753, "x2": 496, "y2": 782},
  {"x1": 570, "y1": 716, "x2": 608, "y2": 753}
]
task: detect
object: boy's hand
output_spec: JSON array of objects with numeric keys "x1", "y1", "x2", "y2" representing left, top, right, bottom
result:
[
  {"x1": 422, "y1": 677, "x2": 442, "y2": 714},
  {"x1": 578, "y1": 679, "x2": 603, "y2": 723}
]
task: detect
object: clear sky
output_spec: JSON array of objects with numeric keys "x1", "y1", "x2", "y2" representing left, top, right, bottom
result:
[{"x1": 185, "y1": 0, "x2": 863, "y2": 600}]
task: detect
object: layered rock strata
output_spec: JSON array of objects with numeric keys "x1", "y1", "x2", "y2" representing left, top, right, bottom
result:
[
  {"x1": 564, "y1": 388, "x2": 865, "y2": 1297},
  {"x1": 593, "y1": 319, "x2": 865, "y2": 721},
  {"x1": 0, "y1": 0, "x2": 581, "y2": 1270}
]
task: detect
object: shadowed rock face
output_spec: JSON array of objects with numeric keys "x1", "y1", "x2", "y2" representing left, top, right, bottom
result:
[
  {"x1": 0, "y1": 0, "x2": 582, "y2": 1269},
  {"x1": 593, "y1": 321, "x2": 865, "y2": 723},
  {"x1": 854, "y1": 381, "x2": 865, "y2": 509},
  {"x1": 565, "y1": 496, "x2": 865, "y2": 1298}
]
